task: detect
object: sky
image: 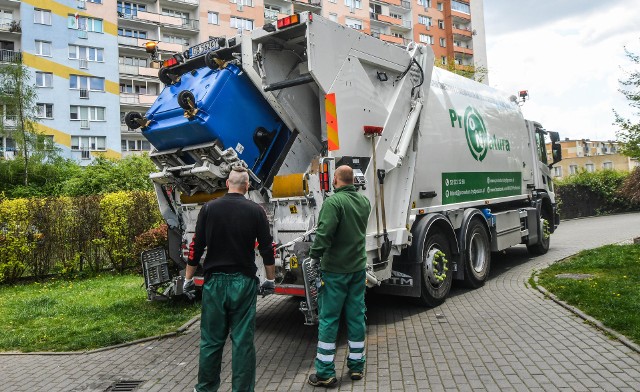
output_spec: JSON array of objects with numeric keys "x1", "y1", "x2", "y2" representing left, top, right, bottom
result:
[{"x1": 483, "y1": 0, "x2": 640, "y2": 141}]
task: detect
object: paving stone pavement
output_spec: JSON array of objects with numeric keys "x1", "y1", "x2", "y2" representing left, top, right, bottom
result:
[{"x1": 1, "y1": 213, "x2": 639, "y2": 392}]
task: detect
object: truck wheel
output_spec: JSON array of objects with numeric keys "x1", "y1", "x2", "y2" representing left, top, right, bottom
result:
[
  {"x1": 158, "y1": 67, "x2": 174, "y2": 85},
  {"x1": 204, "y1": 51, "x2": 219, "y2": 70},
  {"x1": 418, "y1": 231, "x2": 453, "y2": 307},
  {"x1": 462, "y1": 218, "x2": 491, "y2": 288},
  {"x1": 177, "y1": 90, "x2": 196, "y2": 110},
  {"x1": 124, "y1": 112, "x2": 142, "y2": 129},
  {"x1": 527, "y1": 216, "x2": 550, "y2": 255}
]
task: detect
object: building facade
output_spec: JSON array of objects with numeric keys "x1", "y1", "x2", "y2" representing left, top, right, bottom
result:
[
  {"x1": 1, "y1": 0, "x2": 485, "y2": 162},
  {"x1": 546, "y1": 139, "x2": 639, "y2": 179}
]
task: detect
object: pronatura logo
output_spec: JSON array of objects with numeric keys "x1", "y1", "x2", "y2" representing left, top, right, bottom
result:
[{"x1": 449, "y1": 106, "x2": 510, "y2": 162}]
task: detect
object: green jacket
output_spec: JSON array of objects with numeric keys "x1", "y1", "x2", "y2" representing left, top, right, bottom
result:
[{"x1": 309, "y1": 185, "x2": 371, "y2": 273}]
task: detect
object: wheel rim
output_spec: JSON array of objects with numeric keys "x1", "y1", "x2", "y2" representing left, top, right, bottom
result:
[
  {"x1": 469, "y1": 232, "x2": 487, "y2": 273},
  {"x1": 423, "y1": 245, "x2": 446, "y2": 287}
]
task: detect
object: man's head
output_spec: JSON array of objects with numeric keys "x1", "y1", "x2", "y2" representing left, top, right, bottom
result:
[
  {"x1": 226, "y1": 166, "x2": 250, "y2": 194},
  {"x1": 333, "y1": 165, "x2": 354, "y2": 189}
]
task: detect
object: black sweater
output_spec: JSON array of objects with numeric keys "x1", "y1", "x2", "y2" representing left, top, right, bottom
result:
[{"x1": 187, "y1": 193, "x2": 275, "y2": 279}]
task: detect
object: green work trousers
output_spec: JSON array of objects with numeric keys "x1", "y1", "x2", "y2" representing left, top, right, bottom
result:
[
  {"x1": 315, "y1": 269, "x2": 367, "y2": 379},
  {"x1": 196, "y1": 273, "x2": 257, "y2": 392}
]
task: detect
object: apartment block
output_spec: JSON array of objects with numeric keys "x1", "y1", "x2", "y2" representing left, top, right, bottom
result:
[
  {"x1": 546, "y1": 139, "x2": 639, "y2": 179},
  {"x1": 1, "y1": 0, "x2": 485, "y2": 162}
]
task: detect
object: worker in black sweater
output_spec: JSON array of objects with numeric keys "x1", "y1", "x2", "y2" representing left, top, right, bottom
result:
[{"x1": 185, "y1": 166, "x2": 276, "y2": 392}]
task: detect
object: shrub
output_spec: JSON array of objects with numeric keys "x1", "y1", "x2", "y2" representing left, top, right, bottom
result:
[
  {"x1": 618, "y1": 167, "x2": 640, "y2": 206},
  {"x1": 0, "y1": 198, "x2": 35, "y2": 283},
  {"x1": 134, "y1": 224, "x2": 168, "y2": 262}
]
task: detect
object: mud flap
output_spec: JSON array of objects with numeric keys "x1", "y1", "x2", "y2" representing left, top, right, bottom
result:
[{"x1": 373, "y1": 255, "x2": 422, "y2": 297}]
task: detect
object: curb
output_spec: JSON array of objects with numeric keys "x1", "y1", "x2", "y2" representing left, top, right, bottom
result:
[
  {"x1": 0, "y1": 315, "x2": 201, "y2": 356},
  {"x1": 532, "y1": 273, "x2": 640, "y2": 355}
]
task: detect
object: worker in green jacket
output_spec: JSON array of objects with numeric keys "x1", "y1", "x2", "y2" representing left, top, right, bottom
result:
[{"x1": 307, "y1": 165, "x2": 372, "y2": 387}]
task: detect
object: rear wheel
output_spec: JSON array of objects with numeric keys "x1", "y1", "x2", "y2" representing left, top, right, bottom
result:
[
  {"x1": 204, "y1": 50, "x2": 219, "y2": 70},
  {"x1": 462, "y1": 218, "x2": 491, "y2": 288},
  {"x1": 124, "y1": 112, "x2": 142, "y2": 129},
  {"x1": 158, "y1": 67, "x2": 174, "y2": 85},
  {"x1": 177, "y1": 90, "x2": 196, "y2": 110},
  {"x1": 418, "y1": 231, "x2": 453, "y2": 307}
]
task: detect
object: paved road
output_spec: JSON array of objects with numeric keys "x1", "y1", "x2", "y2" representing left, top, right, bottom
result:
[{"x1": 1, "y1": 213, "x2": 639, "y2": 392}]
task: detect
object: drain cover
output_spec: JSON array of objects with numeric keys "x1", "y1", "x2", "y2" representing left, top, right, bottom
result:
[{"x1": 106, "y1": 380, "x2": 145, "y2": 392}]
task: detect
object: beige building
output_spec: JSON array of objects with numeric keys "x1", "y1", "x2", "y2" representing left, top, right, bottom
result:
[{"x1": 546, "y1": 139, "x2": 639, "y2": 179}]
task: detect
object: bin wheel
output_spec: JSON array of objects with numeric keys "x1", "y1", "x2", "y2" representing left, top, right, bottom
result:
[
  {"x1": 124, "y1": 112, "x2": 143, "y2": 129},
  {"x1": 158, "y1": 67, "x2": 174, "y2": 85},
  {"x1": 204, "y1": 50, "x2": 219, "y2": 70},
  {"x1": 178, "y1": 90, "x2": 196, "y2": 110}
]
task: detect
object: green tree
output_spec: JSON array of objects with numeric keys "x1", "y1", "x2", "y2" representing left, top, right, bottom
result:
[
  {"x1": 614, "y1": 47, "x2": 640, "y2": 159},
  {"x1": 0, "y1": 58, "x2": 58, "y2": 186},
  {"x1": 435, "y1": 58, "x2": 488, "y2": 83}
]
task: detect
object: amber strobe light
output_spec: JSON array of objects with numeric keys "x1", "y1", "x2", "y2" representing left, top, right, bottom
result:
[
  {"x1": 144, "y1": 41, "x2": 158, "y2": 54},
  {"x1": 277, "y1": 14, "x2": 300, "y2": 29}
]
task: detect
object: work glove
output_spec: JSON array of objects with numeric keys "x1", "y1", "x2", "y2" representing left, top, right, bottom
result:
[
  {"x1": 260, "y1": 279, "x2": 275, "y2": 297},
  {"x1": 183, "y1": 278, "x2": 196, "y2": 300}
]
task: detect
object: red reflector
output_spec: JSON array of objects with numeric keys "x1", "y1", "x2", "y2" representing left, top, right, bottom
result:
[
  {"x1": 274, "y1": 286, "x2": 306, "y2": 296},
  {"x1": 364, "y1": 126, "x2": 383, "y2": 135},
  {"x1": 163, "y1": 57, "x2": 178, "y2": 67},
  {"x1": 193, "y1": 277, "x2": 205, "y2": 286},
  {"x1": 277, "y1": 13, "x2": 301, "y2": 29}
]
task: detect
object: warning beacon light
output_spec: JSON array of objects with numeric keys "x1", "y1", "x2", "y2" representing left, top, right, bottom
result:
[
  {"x1": 145, "y1": 41, "x2": 159, "y2": 60},
  {"x1": 519, "y1": 90, "x2": 529, "y2": 102}
]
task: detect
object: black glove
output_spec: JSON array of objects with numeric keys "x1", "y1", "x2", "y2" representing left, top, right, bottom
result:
[
  {"x1": 183, "y1": 278, "x2": 196, "y2": 299},
  {"x1": 260, "y1": 279, "x2": 275, "y2": 297}
]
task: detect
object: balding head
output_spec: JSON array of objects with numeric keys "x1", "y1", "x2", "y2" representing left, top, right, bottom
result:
[
  {"x1": 227, "y1": 166, "x2": 250, "y2": 194},
  {"x1": 333, "y1": 165, "x2": 354, "y2": 188}
]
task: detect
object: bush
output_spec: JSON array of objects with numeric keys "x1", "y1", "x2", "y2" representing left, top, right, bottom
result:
[
  {"x1": 134, "y1": 224, "x2": 168, "y2": 262},
  {"x1": 0, "y1": 199, "x2": 35, "y2": 283},
  {"x1": 618, "y1": 167, "x2": 640, "y2": 206}
]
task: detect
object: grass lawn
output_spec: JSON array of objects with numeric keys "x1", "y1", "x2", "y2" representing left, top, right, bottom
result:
[
  {"x1": 0, "y1": 274, "x2": 201, "y2": 352},
  {"x1": 536, "y1": 243, "x2": 640, "y2": 345}
]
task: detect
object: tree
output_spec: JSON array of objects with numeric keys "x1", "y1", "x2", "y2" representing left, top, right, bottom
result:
[
  {"x1": 435, "y1": 58, "x2": 488, "y2": 83},
  {"x1": 0, "y1": 59, "x2": 57, "y2": 186},
  {"x1": 614, "y1": 47, "x2": 640, "y2": 160}
]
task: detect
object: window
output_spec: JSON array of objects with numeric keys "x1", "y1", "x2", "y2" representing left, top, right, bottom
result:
[
  {"x1": 328, "y1": 13, "x2": 337, "y2": 22},
  {"x1": 344, "y1": 0, "x2": 361, "y2": 9},
  {"x1": 417, "y1": 0, "x2": 431, "y2": 7},
  {"x1": 69, "y1": 45, "x2": 104, "y2": 62},
  {"x1": 585, "y1": 163, "x2": 595, "y2": 173},
  {"x1": 119, "y1": 83, "x2": 148, "y2": 94},
  {"x1": 117, "y1": 1, "x2": 146, "y2": 17},
  {"x1": 370, "y1": 4, "x2": 381, "y2": 14},
  {"x1": 603, "y1": 162, "x2": 613, "y2": 170},
  {"x1": 418, "y1": 15, "x2": 431, "y2": 26},
  {"x1": 121, "y1": 139, "x2": 151, "y2": 151},
  {"x1": 230, "y1": 17, "x2": 254, "y2": 31},
  {"x1": 36, "y1": 135, "x2": 54, "y2": 151},
  {"x1": 88, "y1": 0, "x2": 102, "y2": 3},
  {"x1": 345, "y1": 18, "x2": 362, "y2": 30},
  {"x1": 35, "y1": 40, "x2": 52, "y2": 56},
  {"x1": 35, "y1": 72, "x2": 53, "y2": 87},
  {"x1": 70, "y1": 106, "x2": 106, "y2": 121},
  {"x1": 0, "y1": 9, "x2": 13, "y2": 26},
  {"x1": 70, "y1": 75, "x2": 105, "y2": 91},
  {"x1": 419, "y1": 34, "x2": 433, "y2": 44},
  {"x1": 438, "y1": 19, "x2": 444, "y2": 29},
  {"x1": 34, "y1": 9, "x2": 52, "y2": 25},
  {"x1": 439, "y1": 37, "x2": 446, "y2": 47},
  {"x1": 230, "y1": 0, "x2": 254, "y2": 6},
  {"x1": 437, "y1": 2, "x2": 443, "y2": 11},
  {"x1": 569, "y1": 165, "x2": 578, "y2": 175},
  {"x1": 553, "y1": 166, "x2": 562, "y2": 178},
  {"x1": 71, "y1": 136, "x2": 106, "y2": 151},
  {"x1": 162, "y1": 9, "x2": 189, "y2": 19},
  {"x1": 208, "y1": 12, "x2": 219, "y2": 25},
  {"x1": 451, "y1": 0, "x2": 470, "y2": 14},
  {"x1": 36, "y1": 103, "x2": 53, "y2": 119},
  {"x1": 118, "y1": 28, "x2": 147, "y2": 38},
  {"x1": 163, "y1": 34, "x2": 189, "y2": 46},
  {"x1": 119, "y1": 56, "x2": 147, "y2": 66},
  {"x1": 441, "y1": 56, "x2": 446, "y2": 65},
  {"x1": 68, "y1": 15, "x2": 103, "y2": 32}
]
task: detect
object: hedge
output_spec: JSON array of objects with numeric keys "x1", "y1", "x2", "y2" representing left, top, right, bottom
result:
[{"x1": 0, "y1": 191, "x2": 162, "y2": 283}]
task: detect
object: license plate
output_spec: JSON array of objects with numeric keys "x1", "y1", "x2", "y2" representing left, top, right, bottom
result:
[{"x1": 187, "y1": 39, "x2": 220, "y2": 59}]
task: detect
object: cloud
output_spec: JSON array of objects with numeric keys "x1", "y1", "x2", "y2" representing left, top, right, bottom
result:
[{"x1": 484, "y1": 0, "x2": 640, "y2": 141}]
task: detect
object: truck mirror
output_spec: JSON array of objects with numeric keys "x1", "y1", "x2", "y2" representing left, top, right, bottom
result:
[{"x1": 548, "y1": 131, "x2": 562, "y2": 168}]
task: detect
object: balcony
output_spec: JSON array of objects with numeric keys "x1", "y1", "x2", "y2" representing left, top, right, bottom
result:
[
  {"x1": 120, "y1": 124, "x2": 140, "y2": 133},
  {"x1": 119, "y1": 64, "x2": 159, "y2": 77},
  {"x1": 0, "y1": 149, "x2": 16, "y2": 160},
  {"x1": 451, "y1": 9, "x2": 471, "y2": 20},
  {"x1": 119, "y1": 10, "x2": 199, "y2": 30},
  {"x1": 120, "y1": 93, "x2": 158, "y2": 106},
  {"x1": 370, "y1": 13, "x2": 411, "y2": 29},
  {"x1": 265, "y1": 9, "x2": 289, "y2": 23},
  {"x1": 379, "y1": 34, "x2": 405, "y2": 45},
  {"x1": 452, "y1": 26, "x2": 473, "y2": 38},
  {"x1": 292, "y1": 0, "x2": 322, "y2": 13},
  {"x1": 80, "y1": 89, "x2": 89, "y2": 99},
  {"x1": 162, "y1": 0, "x2": 199, "y2": 7},
  {"x1": 0, "y1": 20, "x2": 20, "y2": 33},
  {"x1": 1, "y1": 115, "x2": 18, "y2": 129},
  {"x1": 0, "y1": 49, "x2": 21, "y2": 63},
  {"x1": 453, "y1": 45, "x2": 473, "y2": 55}
]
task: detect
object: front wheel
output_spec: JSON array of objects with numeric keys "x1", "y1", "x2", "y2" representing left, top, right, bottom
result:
[
  {"x1": 527, "y1": 217, "x2": 550, "y2": 255},
  {"x1": 418, "y1": 231, "x2": 453, "y2": 307}
]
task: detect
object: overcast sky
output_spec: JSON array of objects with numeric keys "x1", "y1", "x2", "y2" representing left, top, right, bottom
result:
[{"x1": 483, "y1": 0, "x2": 640, "y2": 141}]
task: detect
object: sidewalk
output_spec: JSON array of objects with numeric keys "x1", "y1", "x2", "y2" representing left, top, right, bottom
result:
[{"x1": 0, "y1": 214, "x2": 639, "y2": 391}]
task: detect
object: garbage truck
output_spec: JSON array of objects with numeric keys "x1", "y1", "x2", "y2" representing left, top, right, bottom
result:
[{"x1": 129, "y1": 12, "x2": 562, "y2": 324}]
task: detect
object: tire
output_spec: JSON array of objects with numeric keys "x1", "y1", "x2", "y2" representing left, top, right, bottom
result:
[
  {"x1": 204, "y1": 50, "x2": 219, "y2": 70},
  {"x1": 124, "y1": 112, "x2": 142, "y2": 129},
  {"x1": 158, "y1": 67, "x2": 174, "y2": 85},
  {"x1": 527, "y1": 215, "x2": 551, "y2": 255},
  {"x1": 177, "y1": 90, "x2": 196, "y2": 110},
  {"x1": 417, "y1": 230, "x2": 453, "y2": 307},
  {"x1": 462, "y1": 218, "x2": 491, "y2": 288}
]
